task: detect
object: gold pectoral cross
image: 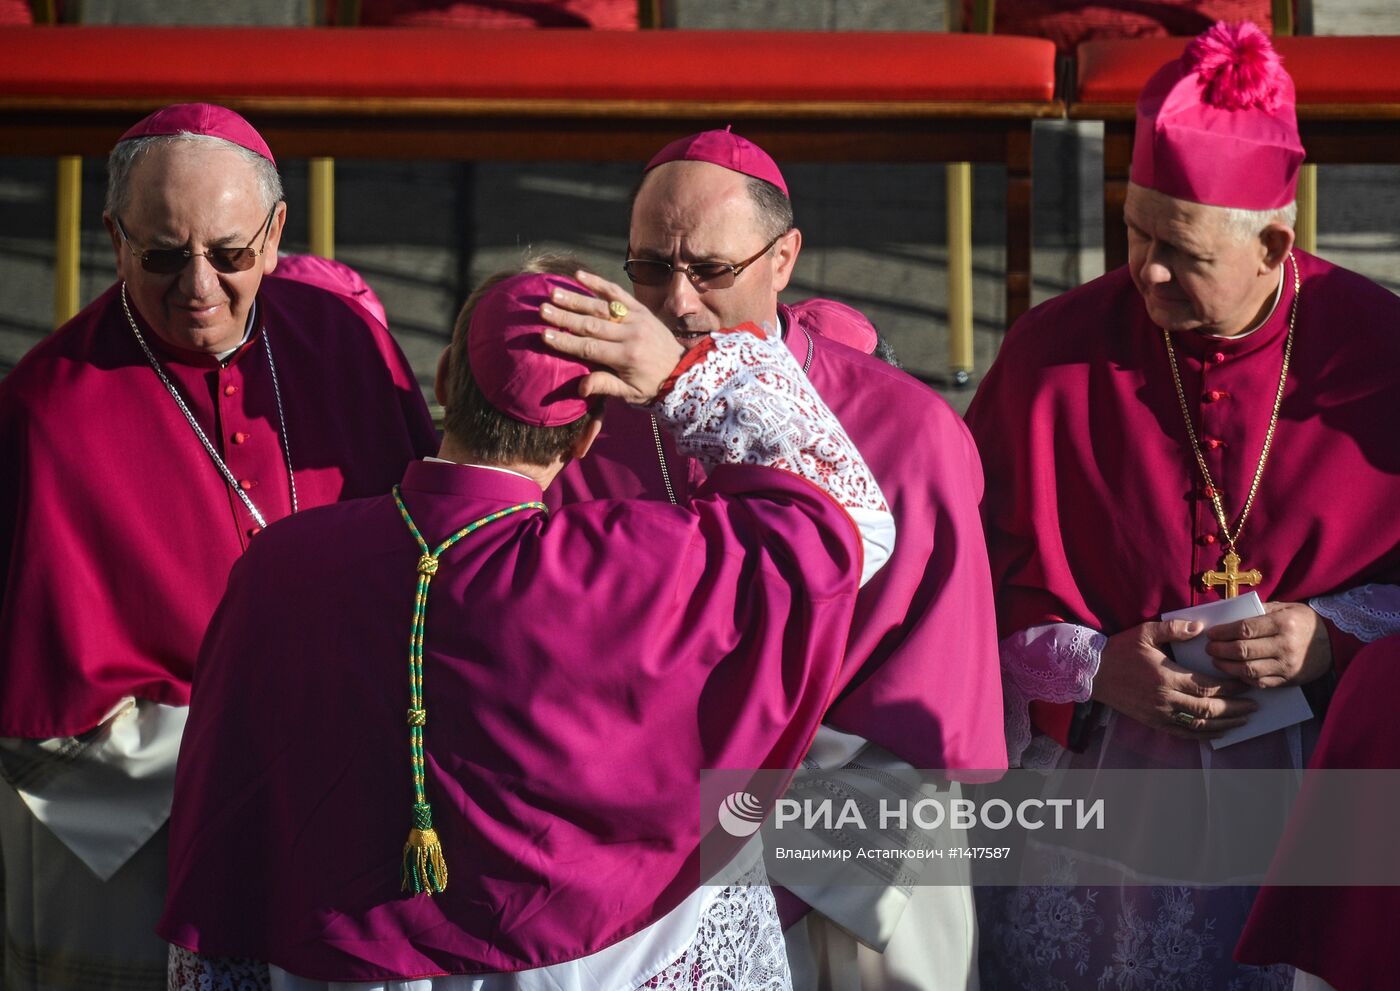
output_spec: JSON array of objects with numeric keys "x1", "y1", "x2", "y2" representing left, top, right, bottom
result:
[{"x1": 1201, "y1": 550, "x2": 1262, "y2": 599}]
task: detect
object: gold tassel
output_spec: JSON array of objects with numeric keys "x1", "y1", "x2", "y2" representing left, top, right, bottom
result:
[{"x1": 401, "y1": 826, "x2": 448, "y2": 895}]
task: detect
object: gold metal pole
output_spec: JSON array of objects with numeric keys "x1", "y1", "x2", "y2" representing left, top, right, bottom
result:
[
  {"x1": 308, "y1": 157, "x2": 335, "y2": 259},
  {"x1": 947, "y1": 161, "x2": 974, "y2": 383},
  {"x1": 1295, "y1": 163, "x2": 1317, "y2": 255},
  {"x1": 54, "y1": 156, "x2": 82, "y2": 328}
]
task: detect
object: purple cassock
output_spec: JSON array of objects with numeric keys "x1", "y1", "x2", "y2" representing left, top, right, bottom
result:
[
  {"x1": 549, "y1": 300, "x2": 1007, "y2": 774},
  {"x1": 966, "y1": 250, "x2": 1400, "y2": 743},
  {"x1": 1236, "y1": 633, "x2": 1400, "y2": 990},
  {"x1": 0, "y1": 277, "x2": 438, "y2": 738},
  {"x1": 158, "y1": 451, "x2": 865, "y2": 978},
  {"x1": 966, "y1": 251, "x2": 1400, "y2": 988}
]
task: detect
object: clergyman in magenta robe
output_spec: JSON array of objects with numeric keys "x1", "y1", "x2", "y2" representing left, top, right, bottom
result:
[
  {"x1": 548, "y1": 127, "x2": 1004, "y2": 989},
  {"x1": 965, "y1": 23, "x2": 1400, "y2": 989},
  {"x1": 158, "y1": 270, "x2": 894, "y2": 986},
  {"x1": 0, "y1": 104, "x2": 437, "y2": 991}
]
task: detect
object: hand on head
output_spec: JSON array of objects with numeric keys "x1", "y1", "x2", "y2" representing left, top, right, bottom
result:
[{"x1": 539, "y1": 270, "x2": 684, "y2": 406}]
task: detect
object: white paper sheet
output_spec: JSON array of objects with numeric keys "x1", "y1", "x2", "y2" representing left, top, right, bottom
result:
[{"x1": 1162, "y1": 593, "x2": 1314, "y2": 748}]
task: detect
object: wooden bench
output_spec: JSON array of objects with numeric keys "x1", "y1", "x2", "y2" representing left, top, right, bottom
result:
[
  {"x1": 0, "y1": 25, "x2": 1060, "y2": 353},
  {"x1": 1072, "y1": 34, "x2": 1400, "y2": 269}
]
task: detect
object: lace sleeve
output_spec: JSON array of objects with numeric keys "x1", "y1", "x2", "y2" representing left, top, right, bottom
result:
[
  {"x1": 649, "y1": 323, "x2": 893, "y2": 585},
  {"x1": 1000, "y1": 624, "x2": 1106, "y2": 767},
  {"x1": 1309, "y1": 584, "x2": 1400, "y2": 643}
]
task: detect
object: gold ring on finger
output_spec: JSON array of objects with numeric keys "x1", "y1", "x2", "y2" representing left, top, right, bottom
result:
[
  {"x1": 608, "y1": 300, "x2": 629, "y2": 322},
  {"x1": 1171, "y1": 710, "x2": 1197, "y2": 728}
]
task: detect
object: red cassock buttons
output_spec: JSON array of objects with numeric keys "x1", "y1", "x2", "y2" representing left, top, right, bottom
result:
[
  {"x1": 1205, "y1": 437, "x2": 1225, "y2": 450},
  {"x1": 232, "y1": 432, "x2": 249, "y2": 445},
  {"x1": 1198, "y1": 534, "x2": 1217, "y2": 546},
  {"x1": 1205, "y1": 390, "x2": 1227, "y2": 402},
  {"x1": 224, "y1": 384, "x2": 238, "y2": 396},
  {"x1": 1212, "y1": 351, "x2": 1226, "y2": 364},
  {"x1": 239, "y1": 479, "x2": 255, "y2": 491},
  {"x1": 248, "y1": 527, "x2": 262, "y2": 538}
]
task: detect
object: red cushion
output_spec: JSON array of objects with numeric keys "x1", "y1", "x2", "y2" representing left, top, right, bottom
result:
[
  {"x1": 1076, "y1": 35, "x2": 1400, "y2": 109},
  {"x1": 0, "y1": 27, "x2": 1057, "y2": 103},
  {"x1": 334, "y1": 0, "x2": 638, "y2": 29},
  {"x1": 0, "y1": 0, "x2": 32, "y2": 26},
  {"x1": 961, "y1": 0, "x2": 1276, "y2": 57}
]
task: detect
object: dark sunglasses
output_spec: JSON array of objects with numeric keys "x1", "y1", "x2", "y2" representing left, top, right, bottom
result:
[
  {"x1": 623, "y1": 231, "x2": 787, "y2": 291},
  {"x1": 115, "y1": 204, "x2": 277, "y2": 275}
]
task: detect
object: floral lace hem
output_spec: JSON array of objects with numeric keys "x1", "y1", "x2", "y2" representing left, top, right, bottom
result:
[{"x1": 166, "y1": 860, "x2": 790, "y2": 991}]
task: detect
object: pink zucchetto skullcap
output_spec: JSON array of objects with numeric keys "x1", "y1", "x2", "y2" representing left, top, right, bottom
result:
[
  {"x1": 645, "y1": 126, "x2": 789, "y2": 197},
  {"x1": 467, "y1": 273, "x2": 593, "y2": 427},
  {"x1": 119, "y1": 103, "x2": 276, "y2": 166},
  {"x1": 1131, "y1": 21, "x2": 1303, "y2": 210}
]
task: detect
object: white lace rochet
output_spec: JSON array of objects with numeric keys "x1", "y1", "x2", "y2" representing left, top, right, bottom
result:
[
  {"x1": 1309, "y1": 583, "x2": 1400, "y2": 644},
  {"x1": 999, "y1": 623, "x2": 1106, "y2": 767}
]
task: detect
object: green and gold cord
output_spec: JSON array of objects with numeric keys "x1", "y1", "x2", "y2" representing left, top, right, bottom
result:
[{"x1": 392, "y1": 484, "x2": 545, "y2": 896}]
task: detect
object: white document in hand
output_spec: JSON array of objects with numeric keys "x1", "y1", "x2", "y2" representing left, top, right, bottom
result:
[{"x1": 1162, "y1": 592, "x2": 1314, "y2": 749}]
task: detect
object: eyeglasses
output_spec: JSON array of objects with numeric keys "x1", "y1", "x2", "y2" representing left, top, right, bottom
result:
[
  {"x1": 115, "y1": 204, "x2": 277, "y2": 275},
  {"x1": 623, "y1": 231, "x2": 787, "y2": 291}
]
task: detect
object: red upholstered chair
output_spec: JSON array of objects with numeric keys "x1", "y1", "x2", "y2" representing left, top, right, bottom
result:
[
  {"x1": 961, "y1": 0, "x2": 1290, "y2": 58},
  {"x1": 952, "y1": 0, "x2": 1311, "y2": 299},
  {"x1": 326, "y1": 0, "x2": 642, "y2": 29},
  {"x1": 304, "y1": 0, "x2": 658, "y2": 262},
  {"x1": 1, "y1": 1, "x2": 33, "y2": 24}
]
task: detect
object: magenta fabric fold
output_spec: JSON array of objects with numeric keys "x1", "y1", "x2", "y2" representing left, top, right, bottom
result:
[
  {"x1": 549, "y1": 301, "x2": 1008, "y2": 774},
  {"x1": 965, "y1": 252, "x2": 1400, "y2": 746},
  {"x1": 0, "y1": 278, "x2": 438, "y2": 737},
  {"x1": 158, "y1": 458, "x2": 861, "y2": 977},
  {"x1": 1235, "y1": 633, "x2": 1400, "y2": 989}
]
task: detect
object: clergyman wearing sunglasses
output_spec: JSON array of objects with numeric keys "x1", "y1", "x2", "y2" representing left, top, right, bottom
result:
[{"x1": 0, "y1": 103, "x2": 438, "y2": 991}]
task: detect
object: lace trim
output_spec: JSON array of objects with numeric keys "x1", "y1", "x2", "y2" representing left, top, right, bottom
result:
[
  {"x1": 641, "y1": 859, "x2": 791, "y2": 991},
  {"x1": 1309, "y1": 584, "x2": 1400, "y2": 644},
  {"x1": 168, "y1": 946, "x2": 270, "y2": 991},
  {"x1": 649, "y1": 325, "x2": 887, "y2": 515},
  {"x1": 1001, "y1": 624, "x2": 1106, "y2": 767},
  {"x1": 166, "y1": 865, "x2": 790, "y2": 991}
]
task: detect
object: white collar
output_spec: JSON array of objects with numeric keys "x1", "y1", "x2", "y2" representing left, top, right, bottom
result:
[
  {"x1": 1203, "y1": 263, "x2": 1286, "y2": 342},
  {"x1": 423, "y1": 456, "x2": 536, "y2": 482},
  {"x1": 215, "y1": 301, "x2": 258, "y2": 362}
]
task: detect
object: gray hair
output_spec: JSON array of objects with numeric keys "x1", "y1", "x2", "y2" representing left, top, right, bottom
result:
[
  {"x1": 105, "y1": 132, "x2": 283, "y2": 219},
  {"x1": 1219, "y1": 201, "x2": 1298, "y2": 244},
  {"x1": 745, "y1": 175, "x2": 794, "y2": 241}
]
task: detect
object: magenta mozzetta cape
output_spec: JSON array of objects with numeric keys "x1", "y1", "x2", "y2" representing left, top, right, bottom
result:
[
  {"x1": 550, "y1": 301, "x2": 1006, "y2": 773},
  {"x1": 965, "y1": 253, "x2": 1400, "y2": 743},
  {"x1": 1235, "y1": 633, "x2": 1400, "y2": 989},
  {"x1": 158, "y1": 458, "x2": 862, "y2": 978},
  {"x1": 0, "y1": 278, "x2": 438, "y2": 738}
]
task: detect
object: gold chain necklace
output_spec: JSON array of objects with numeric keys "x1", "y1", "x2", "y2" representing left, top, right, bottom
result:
[{"x1": 1162, "y1": 252, "x2": 1299, "y2": 598}]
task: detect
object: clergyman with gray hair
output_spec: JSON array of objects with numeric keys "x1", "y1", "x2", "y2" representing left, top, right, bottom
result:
[
  {"x1": 0, "y1": 103, "x2": 437, "y2": 991},
  {"x1": 967, "y1": 22, "x2": 1400, "y2": 989}
]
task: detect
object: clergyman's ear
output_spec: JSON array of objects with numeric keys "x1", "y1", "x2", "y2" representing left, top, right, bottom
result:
[
  {"x1": 433, "y1": 346, "x2": 452, "y2": 408},
  {"x1": 1260, "y1": 223, "x2": 1294, "y2": 272}
]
